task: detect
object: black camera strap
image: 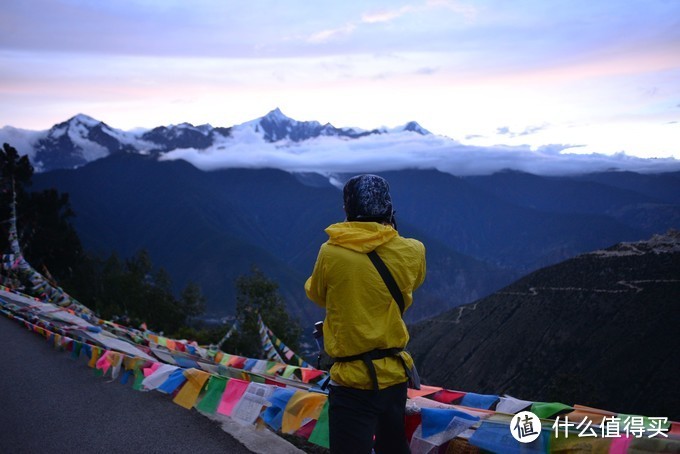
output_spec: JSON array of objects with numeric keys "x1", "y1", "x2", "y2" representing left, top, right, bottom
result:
[{"x1": 367, "y1": 250, "x2": 405, "y2": 315}]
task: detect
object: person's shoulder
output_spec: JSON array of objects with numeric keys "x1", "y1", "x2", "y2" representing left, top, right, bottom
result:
[
  {"x1": 318, "y1": 240, "x2": 344, "y2": 256},
  {"x1": 394, "y1": 235, "x2": 425, "y2": 254}
]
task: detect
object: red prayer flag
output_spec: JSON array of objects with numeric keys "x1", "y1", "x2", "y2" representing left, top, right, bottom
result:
[{"x1": 432, "y1": 389, "x2": 466, "y2": 404}]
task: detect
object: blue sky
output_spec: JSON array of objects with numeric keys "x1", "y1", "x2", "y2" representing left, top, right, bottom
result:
[{"x1": 1, "y1": 0, "x2": 679, "y2": 158}]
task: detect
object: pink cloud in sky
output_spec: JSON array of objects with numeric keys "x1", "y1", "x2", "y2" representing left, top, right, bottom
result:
[{"x1": 0, "y1": 0, "x2": 678, "y2": 158}]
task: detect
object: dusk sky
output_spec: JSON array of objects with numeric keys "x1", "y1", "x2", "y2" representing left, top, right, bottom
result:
[{"x1": 1, "y1": 0, "x2": 679, "y2": 159}]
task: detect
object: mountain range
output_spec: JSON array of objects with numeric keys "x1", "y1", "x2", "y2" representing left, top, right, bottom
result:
[
  {"x1": 29, "y1": 152, "x2": 680, "y2": 328},
  {"x1": 2, "y1": 109, "x2": 679, "y2": 328},
  {"x1": 2, "y1": 109, "x2": 678, "y2": 176},
  {"x1": 1, "y1": 108, "x2": 429, "y2": 173},
  {"x1": 408, "y1": 230, "x2": 680, "y2": 420}
]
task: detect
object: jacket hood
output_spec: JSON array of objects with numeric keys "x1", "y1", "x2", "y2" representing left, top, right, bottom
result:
[{"x1": 325, "y1": 221, "x2": 398, "y2": 253}]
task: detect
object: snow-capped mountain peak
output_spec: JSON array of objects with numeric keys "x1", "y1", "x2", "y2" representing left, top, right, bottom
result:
[
  {"x1": 3, "y1": 109, "x2": 436, "y2": 172},
  {"x1": 262, "y1": 107, "x2": 291, "y2": 124},
  {"x1": 69, "y1": 113, "x2": 101, "y2": 128},
  {"x1": 403, "y1": 121, "x2": 430, "y2": 135}
]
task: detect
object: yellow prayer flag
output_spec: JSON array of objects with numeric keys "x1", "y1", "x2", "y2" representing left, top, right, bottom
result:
[
  {"x1": 88, "y1": 347, "x2": 101, "y2": 368},
  {"x1": 108, "y1": 352, "x2": 123, "y2": 368},
  {"x1": 267, "y1": 363, "x2": 287, "y2": 375},
  {"x1": 281, "y1": 392, "x2": 328, "y2": 434},
  {"x1": 173, "y1": 369, "x2": 211, "y2": 409},
  {"x1": 124, "y1": 356, "x2": 142, "y2": 371},
  {"x1": 220, "y1": 354, "x2": 233, "y2": 365}
]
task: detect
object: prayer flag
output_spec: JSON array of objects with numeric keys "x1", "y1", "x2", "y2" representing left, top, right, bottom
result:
[
  {"x1": 432, "y1": 390, "x2": 466, "y2": 405},
  {"x1": 420, "y1": 407, "x2": 480, "y2": 438},
  {"x1": 308, "y1": 400, "x2": 330, "y2": 449},
  {"x1": 550, "y1": 434, "x2": 612, "y2": 453},
  {"x1": 407, "y1": 384, "x2": 442, "y2": 399},
  {"x1": 95, "y1": 351, "x2": 112, "y2": 375},
  {"x1": 404, "y1": 413, "x2": 422, "y2": 443},
  {"x1": 243, "y1": 358, "x2": 258, "y2": 371},
  {"x1": 132, "y1": 368, "x2": 146, "y2": 391},
  {"x1": 267, "y1": 363, "x2": 287, "y2": 375},
  {"x1": 195, "y1": 376, "x2": 228, "y2": 414},
  {"x1": 71, "y1": 341, "x2": 82, "y2": 359},
  {"x1": 227, "y1": 356, "x2": 247, "y2": 369},
  {"x1": 565, "y1": 404, "x2": 616, "y2": 426},
  {"x1": 231, "y1": 382, "x2": 274, "y2": 425},
  {"x1": 262, "y1": 387, "x2": 297, "y2": 431},
  {"x1": 608, "y1": 436, "x2": 633, "y2": 454},
  {"x1": 460, "y1": 392, "x2": 499, "y2": 410},
  {"x1": 301, "y1": 369, "x2": 326, "y2": 383},
  {"x1": 282, "y1": 365, "x2": 298, "y2": 379},
  {"x1": 87, "y1": 346, "x2": 101, "y2": 369},
  {"x1": 217, "y1": 378, "x2": 250, "y2": 416},
  {"x1": 531, "y1": 402, "x2": 572, "y2": 419},
  {"x1": 173, "y1": 369, "x2": 210, "y2": 409},
  {"x1": 252, "y1": 360, "x2": 269, "y2": 374},
  {"x1": 627, "y1": 437, "x2": 680, "y2": 453},
  {"x1": 120, "y1": 370, "x2": 133, "y2": 385},
  {"x1": 158, "y1": 368, "x2": 187, "y2": 394},
  {"x1": 143, "y1": 362, "x2": 161, "y2": 377},
  {"x1": 142, "y1": 364, "x2": 179, "y2": 391},
  {"x1": 469, "y1": 421, "x2": 549, "y2": 454},
  {"x1": 282, "y1": 392, "x2": 328, "y2": 434},
  {"x1": 295, "y1": 420, "x2": 317, "y2": 440},
  {"x1": 496, "y1": 395, "x2": 533, "y2": 414}
]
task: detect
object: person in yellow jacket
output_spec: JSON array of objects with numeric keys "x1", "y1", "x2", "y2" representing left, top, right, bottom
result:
[{"x1": 305, "y1": 174, "x2": 426, "y2": 454}]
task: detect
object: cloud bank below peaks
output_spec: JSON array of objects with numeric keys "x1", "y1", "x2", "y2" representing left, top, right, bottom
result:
[{"x1": 159, "y1": 127, "x2": 680, "y2": 177}]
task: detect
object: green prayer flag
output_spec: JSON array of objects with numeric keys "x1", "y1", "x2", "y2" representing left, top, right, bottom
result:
[
  {"x1": 196, "y1": 377, "x2": 228, "y2": 414},
  {"x1": 71, "y1": 341, "x2": 82, "y2": 359},
  {"x1": 309, "y1": 400, "x2": 330, "y2": 448},
  {"x1": 220, "y1": 354, "x2": 232, "y2": 365},
  {"x1": 132, "y1": 368, "x2": 145, "y2": 391},
  {"x1": 282, "y1": 365, "x2": 298, "y2": 378},
  {"x1": 531, "y1": 402, "x2": 573, "y2": 419}
]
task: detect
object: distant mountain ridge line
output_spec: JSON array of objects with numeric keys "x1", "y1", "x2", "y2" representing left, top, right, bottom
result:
[
  {"x1": 31, "y1": 156, "x2": 680, "y2": 326},
  {"x1": 496, "y1": 279, "x2": 680, "y2": 297},
  {"x1": 0, "y1": 108, "x2": 430, "y2": 172},
  {"x1": 2, "y1": 108, "x2": 679, "y2": 175}
]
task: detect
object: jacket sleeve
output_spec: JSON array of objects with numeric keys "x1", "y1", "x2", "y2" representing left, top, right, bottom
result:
[
  {"x1": 304, "y1": 246, "x2": 327, "y2": 308},
  {"x1": 414, "y1": 241, "x2": 426, "y2": 290}
]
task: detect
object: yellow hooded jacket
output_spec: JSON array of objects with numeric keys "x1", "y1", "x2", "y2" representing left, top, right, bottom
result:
[{"x1": 305, "y1": 221, "x2": 426, "y2": 390}]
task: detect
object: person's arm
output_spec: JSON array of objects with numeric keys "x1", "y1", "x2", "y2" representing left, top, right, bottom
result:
[
  {"x1": 305, "y1": 247, "x2": 327, "y2": 307},
  {"x1": 414, "y1": 241, "x2": 426, "y2": 290}
]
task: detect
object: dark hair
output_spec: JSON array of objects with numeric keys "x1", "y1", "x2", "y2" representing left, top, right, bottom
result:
[{"x1": 343, "y1": 174, "x2": 395, "y2": 226}]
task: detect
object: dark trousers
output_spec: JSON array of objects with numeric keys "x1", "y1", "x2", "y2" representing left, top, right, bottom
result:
[{"x1": 328, "y1": 382, "x2": 410, "y2": 454}]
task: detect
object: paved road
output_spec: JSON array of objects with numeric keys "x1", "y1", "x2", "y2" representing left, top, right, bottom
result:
[{"x1": 0, "y1": 314, "x2": 253, "y2": 454}]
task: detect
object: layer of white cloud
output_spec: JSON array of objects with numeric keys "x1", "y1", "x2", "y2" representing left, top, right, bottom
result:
[{"x1": 159, "y1": 131, "x2": 680, "y2": 176}]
